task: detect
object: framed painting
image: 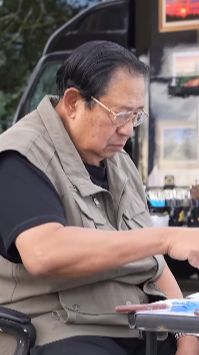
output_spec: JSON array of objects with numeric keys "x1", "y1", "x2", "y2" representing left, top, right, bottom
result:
[
  {"x1": 159, "y1": 0, "x2": 199, "y2": 32},
  {"x1": 168, "y1": 50, "x2": 199, "y2": 94},
  {"x1": 157, "y1": 121, "x2": 199, "y2": 168}
]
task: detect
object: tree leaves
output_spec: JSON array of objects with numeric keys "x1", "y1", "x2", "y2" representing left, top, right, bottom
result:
[{"x1": 0, "y1": 0, "x2": 99, "y2": 131}]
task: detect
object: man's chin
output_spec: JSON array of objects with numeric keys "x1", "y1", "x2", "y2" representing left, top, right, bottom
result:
[
  {"x1": 108, "y1": 144, "x2": 124, "y2": 153},
  {"x1": 103, "y1": 147, "x2": 123, "y2": 159}
]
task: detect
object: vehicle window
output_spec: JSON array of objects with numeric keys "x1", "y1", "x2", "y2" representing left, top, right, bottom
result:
[
  {"x1": 77, "y1": 4, "x2": 128, "y2": 32},
  {"x1": 29, "y1": 62, "x2": 61, "y2": 111}
]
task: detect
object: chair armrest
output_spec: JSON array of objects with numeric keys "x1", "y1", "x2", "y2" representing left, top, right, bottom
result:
[
  {"x1": 0, "y1": 306, "x2": 36, "y2": 350},
  {"x1": 0, "y1": 306, "x2": 31, "y2": 324}
]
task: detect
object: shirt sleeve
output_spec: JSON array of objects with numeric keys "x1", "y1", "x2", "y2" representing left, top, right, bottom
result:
[{"x1": 0, "y1": 151, "x2": 67, "y2": 263}]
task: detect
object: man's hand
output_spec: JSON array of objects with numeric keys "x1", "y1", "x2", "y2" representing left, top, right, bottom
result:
[{"x1": 166, "y1": 228, "x2": 199, "y2": 269}]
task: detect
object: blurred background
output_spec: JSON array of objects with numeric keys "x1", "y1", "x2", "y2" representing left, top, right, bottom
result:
[{"x1": 0, "y1": 0, "x2": 100, "y2": 132}]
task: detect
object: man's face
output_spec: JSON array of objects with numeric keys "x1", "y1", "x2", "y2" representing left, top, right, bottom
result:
[{"x1": 69, "y1": 68, "x2": 146, "y2": 166}]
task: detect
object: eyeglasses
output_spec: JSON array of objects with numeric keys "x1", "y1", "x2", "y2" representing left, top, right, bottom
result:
[{"x1": 91, "y1": 96, "x2": 148, "y2": 127}]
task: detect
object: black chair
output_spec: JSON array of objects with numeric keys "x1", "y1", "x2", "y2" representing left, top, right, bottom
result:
[{"x1": 0, "y1": 306, "x2": 36, "y2": 355}]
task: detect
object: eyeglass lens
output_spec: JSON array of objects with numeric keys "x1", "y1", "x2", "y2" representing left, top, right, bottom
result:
[{"x1": 115, "y1": 111, "x2": 147, "y2": 127}]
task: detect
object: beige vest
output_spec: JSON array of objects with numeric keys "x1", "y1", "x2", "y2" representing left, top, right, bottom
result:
[{"x1": 0, "y1": 96, "x2": 165, "y2": 345}]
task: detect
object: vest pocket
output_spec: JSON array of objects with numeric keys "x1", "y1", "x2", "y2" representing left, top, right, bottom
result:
[
  {"x1": 54, "y1": 307, "x2": 129, "y2": 326},
  {"x1": 57, "y1": 281, "x2": 144, "y2": 326},
  {"x1": 73, "y1": 194, "x2": 107, "y2": 228}
]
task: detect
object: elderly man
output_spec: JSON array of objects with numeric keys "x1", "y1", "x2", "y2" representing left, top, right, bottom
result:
[{"x1": 0, "y1": 41, "x2": 199, "y2": 355}]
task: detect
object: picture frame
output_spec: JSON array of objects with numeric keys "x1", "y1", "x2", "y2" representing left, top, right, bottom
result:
[
  {"x1": 168, "y1": 50, "x2": 199, "y2": 96},
  {"x1": 172, "y1": 51, "x2": 199, "y2": 78},
  {"x1": 157, "y1": 121, "x2": 199, "y2": 169},
  {"x1": 159, "y1": 0, "x2": 199, "y2": 33}
]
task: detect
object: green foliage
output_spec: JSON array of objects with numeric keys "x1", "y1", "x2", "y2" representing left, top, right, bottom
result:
[{"x1": 0, "y1": 0, "x2": 99, "y2": 131}]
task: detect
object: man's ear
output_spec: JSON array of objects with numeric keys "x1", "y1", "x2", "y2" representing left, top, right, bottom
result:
[{"x1": 62, "y1": 88, "x2": 81, "y2": 119}]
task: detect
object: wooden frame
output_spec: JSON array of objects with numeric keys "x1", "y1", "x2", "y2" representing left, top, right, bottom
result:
[{"x1": 159, "y1": 0, "x2": 199, "y2": 33}]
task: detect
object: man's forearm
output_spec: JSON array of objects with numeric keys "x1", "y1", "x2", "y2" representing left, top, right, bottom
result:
[{"x1": 16, "y1": 223, "x2": 175, "y2": 277}]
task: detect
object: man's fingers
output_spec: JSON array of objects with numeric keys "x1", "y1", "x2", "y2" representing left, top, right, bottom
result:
[{"x1": 188, "y1": 251, "x2": 199, "y2": 269}]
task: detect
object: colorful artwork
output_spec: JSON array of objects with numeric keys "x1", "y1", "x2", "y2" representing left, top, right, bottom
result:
[
  {"x1": 171, "y1": 51, "x2": 199, "y2": 89},
  {"x1": 159, "y1": 0, "x2": 199, "y2": 32}
]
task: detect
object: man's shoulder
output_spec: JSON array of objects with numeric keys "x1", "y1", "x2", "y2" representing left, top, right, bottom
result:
[
  {"x1": 0, "y1": 109, "x2": 44, "y2": 152},
  {"x1": 0, "y1": 98, "x2": 56, "y2": 172}
]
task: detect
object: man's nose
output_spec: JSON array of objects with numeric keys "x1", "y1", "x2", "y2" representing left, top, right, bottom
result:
[{"x1": 116, "y1": 119, "x2": 134, "y2": 136}]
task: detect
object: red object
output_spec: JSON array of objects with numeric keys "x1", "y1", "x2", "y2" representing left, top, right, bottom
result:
[{"x1": 166, "y1": 1, "x2": 199, "y2": 18}]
